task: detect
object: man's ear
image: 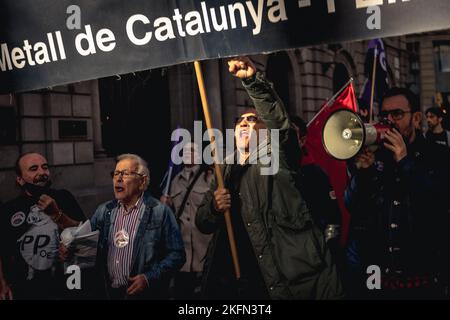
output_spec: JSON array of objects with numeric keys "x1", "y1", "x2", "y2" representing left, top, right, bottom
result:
[
  {"x1": 141, "y1": 176, "x2": 148, "y2": 191},
  {"x1": 16, "y1": 176, "x2": 25, "y2": 186},
  {"x1": 413, "y1": 111, "x2": 422, "y2": 129}
]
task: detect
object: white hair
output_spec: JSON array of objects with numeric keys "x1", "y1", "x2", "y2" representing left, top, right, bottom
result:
[{"x1": 116, "y1": 153, "x2": 150, "y2": 190}]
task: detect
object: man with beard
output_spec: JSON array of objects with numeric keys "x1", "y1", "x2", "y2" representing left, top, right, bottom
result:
[
  {"x1": 425, "y1": 107, "x2": 450, "y2": 147},
  {"x1": 196, "y1": 57, "x2": 343, "y2": 299},
  {"x1": 345, "y1": 88, "x2": 450, "y2": 299},
  {"x1": 0, "y1": 152, "x2": 85, "y2": 299}
]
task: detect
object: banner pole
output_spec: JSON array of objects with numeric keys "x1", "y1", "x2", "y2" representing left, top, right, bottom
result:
[
  {"x1": 193, "y1": 60, "x2": 241, "y2": 280},
  {"x1": 369, "y1": 49, "x2": 378, "y2": 123}
]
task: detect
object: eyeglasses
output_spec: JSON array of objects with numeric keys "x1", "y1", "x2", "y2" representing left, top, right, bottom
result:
[
  {"x1": 110, "y1": 170, "x2": 145, "y2": 179},
  {"x1": 235, "y1": 115, "x2": 258, "y2": 125},
  {"x1": 379, "y1": 109, "x2": 411, "y2": 121}
]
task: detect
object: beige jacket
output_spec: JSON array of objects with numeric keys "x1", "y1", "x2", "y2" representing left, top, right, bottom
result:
[{"x1": 170, "y1": 165, "x2": 213, "y2": 273}]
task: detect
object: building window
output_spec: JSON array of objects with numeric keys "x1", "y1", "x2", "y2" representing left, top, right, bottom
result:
[
  {"x1": 435, "y1": 41, "x2": 450, "y2": 73},
  {"x1": 58, "y1": 120, "x2": 88, "y2": 140},
  {"x1": 394, "y1": 56, "x2": 401, "y2": 81},
  {"x1": 333, "y1": 63, "x2": 350, "y2": 93},
  {"x1": 266, "y1": 52, "x2": 295, "y2": 113},
  {"x1": 0, "y1": 107, "x2": 16, "y2": 145}
]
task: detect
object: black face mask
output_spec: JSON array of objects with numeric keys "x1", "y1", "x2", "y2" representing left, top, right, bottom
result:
[{"x1": 22, "y1": 182, "x2": 52, "y2": 200}]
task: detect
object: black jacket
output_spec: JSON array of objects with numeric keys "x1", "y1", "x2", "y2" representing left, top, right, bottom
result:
[
  {"x1": 196, "y1": 73, "x2": 344, "y2": 300},
  {"x1": 345, "y1": 132, "x2": 450, "y2": 278}
]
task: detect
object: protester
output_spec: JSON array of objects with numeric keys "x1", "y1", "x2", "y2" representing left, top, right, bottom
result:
[
  {"x1": 0, "y1": 152, "x2": 85, "y2": 299},
  {"x1": 425, "y1": 106, "x2": 450, "y2": 147},
  {"x1": 161, "y1": 142, "x2": 214, "y2": 299},
  {"x1": 345, "y1": 88, "x2": 450, "y2": 299},
  {"x1": 290, "y1": 115, "x2": 343, "y2": 266},
  {"x1": 196, "y1": 57, "x2": 343, "y2": 300},
  {"x1": 89, "y1": 153, "x2": 185, "y2": 299}
]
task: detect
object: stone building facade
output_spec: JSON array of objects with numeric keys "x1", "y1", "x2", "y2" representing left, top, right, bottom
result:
[
  {"x1": 0, "y1": 81, "x2": 114, "y2": 216},
  {"x1": 1, "y1": 31, "x2": 449, "y2": 216}
]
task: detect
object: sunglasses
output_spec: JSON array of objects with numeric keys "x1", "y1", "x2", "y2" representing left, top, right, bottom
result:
[
  {"x1": 235, "y1": 115, "x2": 258, "y2": 125},
  {"x1": 379, "y1": 109, "x2": 411, "y2": 121}
]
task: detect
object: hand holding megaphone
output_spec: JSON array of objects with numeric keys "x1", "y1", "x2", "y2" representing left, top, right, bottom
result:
[
  {"x1": 354, "y1": 148, "x2": 375, "y2": 169},
  {"x1": 382, "y1": 127, "x2": 408, "y2": 162}
]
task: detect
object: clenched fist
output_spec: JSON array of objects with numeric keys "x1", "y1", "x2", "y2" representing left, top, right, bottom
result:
[
  {"x1": 228, "y1": 56, "x2": 256, "y2": 80},
  {"x1": 213, "y1": 188, "x2": 231, "y2": 213},
  {"x1": 37, "y1": 194, "x2": 60, "y2": 217}
]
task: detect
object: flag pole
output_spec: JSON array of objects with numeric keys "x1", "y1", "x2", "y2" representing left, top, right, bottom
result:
[
  {"x1": 369, "y1": 49, "x2": 378, "y2": 123},
  {"x1": 162, "y1": 166, "x2": 173, "y2": 196},
  {"x1": 162, "y1": 125, "x2": 181, "y2": 196},
  {"x1": 193, "y1": 60, "x2": 241, "y2": 280},
  {"x1": 307, "y1": 77, "x2": 353, "y2": 127}
]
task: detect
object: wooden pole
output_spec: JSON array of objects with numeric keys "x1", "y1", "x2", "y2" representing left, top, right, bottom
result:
[
  {"x1": 369, "y1": 49, "x2": 378, "y2": 123},
  {"x1": 193, "y1": 61, "x2": 241, "y2": 279}
]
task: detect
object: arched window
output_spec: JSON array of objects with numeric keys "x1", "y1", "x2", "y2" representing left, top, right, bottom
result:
[
  {"x1": 333, "y1": 63, "x2": 350, "y2": 93},
  {"x1": 98, "y1": 68, "x2": 171, "y2": 195},
  {"x1": 266, "y1": 52, "x2": 295, "y2": 113}
]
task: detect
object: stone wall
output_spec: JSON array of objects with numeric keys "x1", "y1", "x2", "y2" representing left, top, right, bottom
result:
[{"x1": 0, "y1": 82, "x2": 114, "y2": 217}]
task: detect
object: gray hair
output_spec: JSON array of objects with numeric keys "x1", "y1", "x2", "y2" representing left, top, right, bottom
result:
[{"x1": 116, "y1": 153, "x2": 150, "y2": 190}]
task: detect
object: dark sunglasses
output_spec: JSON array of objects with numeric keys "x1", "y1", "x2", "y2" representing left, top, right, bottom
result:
[
  {"x1": 379, "y1": 109, "x2": 411, "y2": 121},
  {"x1": 235, "y1": 115, "x2": 258, "y2": 125}
]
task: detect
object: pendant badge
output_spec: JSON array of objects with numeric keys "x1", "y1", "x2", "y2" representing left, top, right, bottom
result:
[{"x1": 114, "y1": 229, "x2": 130, "y2": 248}]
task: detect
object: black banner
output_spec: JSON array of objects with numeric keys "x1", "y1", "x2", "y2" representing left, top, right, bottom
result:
[{"x1": 1, "y1": 0, "x2": 450, "y2": 93}]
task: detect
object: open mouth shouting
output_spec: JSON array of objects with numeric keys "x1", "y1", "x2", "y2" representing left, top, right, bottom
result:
[
  {"x1": 114, "y1": 185, "x2": 125, "y2": 193},
  {"x1": 239, "y1": 128, "x2": 250, "y2": 139}
]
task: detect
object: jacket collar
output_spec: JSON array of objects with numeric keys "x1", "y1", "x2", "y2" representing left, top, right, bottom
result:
[
  {"x1": 408, "y1": 129, "x2": 427, "y2": 157},
  {"x1": 226, "y1": 136, "x2": 272, "y2": 166},
  {"x1": 105, "y1": 191, "x2": 159, "y2": 211}
]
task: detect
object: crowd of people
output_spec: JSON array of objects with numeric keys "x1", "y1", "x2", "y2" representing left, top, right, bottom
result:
[{"x1": 0, "y1": 57, "x2": 449, "y2": 300}]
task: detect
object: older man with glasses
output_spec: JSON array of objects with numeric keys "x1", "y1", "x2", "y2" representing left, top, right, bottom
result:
[
  {"x1": 345, "y1": 87, "x2": 450, "y2": 299},
  {"x1": 89, "y1": 153, "x2": 185, "y2": 299}
]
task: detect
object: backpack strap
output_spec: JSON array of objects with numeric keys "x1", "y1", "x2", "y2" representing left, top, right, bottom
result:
[{"x1": 175, "y1": 167, "x2": 205, "y2": 219}]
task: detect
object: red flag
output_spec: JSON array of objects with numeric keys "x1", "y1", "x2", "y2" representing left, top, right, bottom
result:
[{"x1": 305, "y1": 83, "x2": 358, "y2": 246}]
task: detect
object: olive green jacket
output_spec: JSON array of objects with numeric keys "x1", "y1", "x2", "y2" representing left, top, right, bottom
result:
[{"x1": 196, "y1": 72, "x2": 344, "y2": 299}]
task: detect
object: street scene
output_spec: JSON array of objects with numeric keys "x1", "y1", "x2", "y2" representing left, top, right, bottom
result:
[{"x1": 0, "y1": 0, "x2": 450, "y2": 302}]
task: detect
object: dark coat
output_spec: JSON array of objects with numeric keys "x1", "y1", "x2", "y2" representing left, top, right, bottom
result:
[
  {"x1": 196, "y1": 73, "x2": 344, "y2": 300},
  {"x1": 345, "y1": 132, "x2": 450, "y2": 278}
]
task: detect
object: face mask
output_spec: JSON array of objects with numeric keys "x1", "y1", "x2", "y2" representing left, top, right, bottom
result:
[{"x1": 22, "y1": 182, "x2": 52, "y2": 199}]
